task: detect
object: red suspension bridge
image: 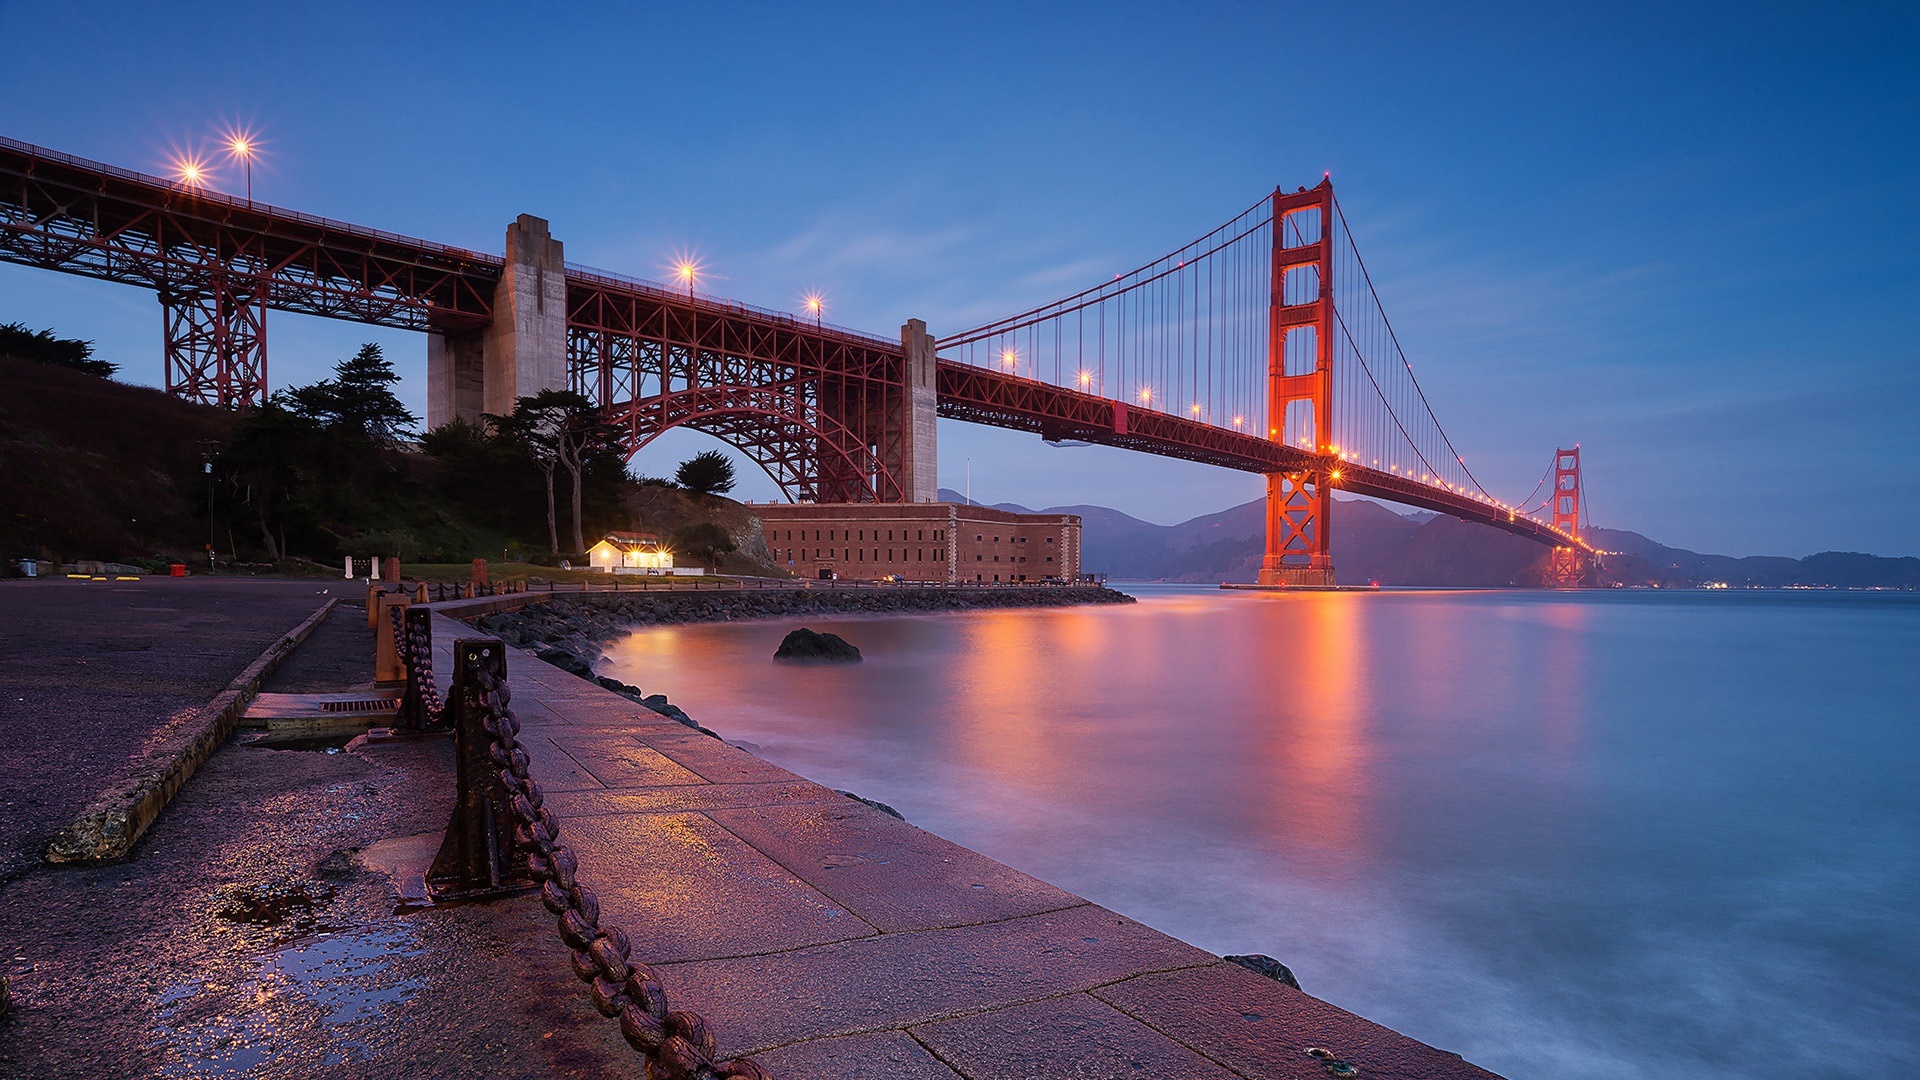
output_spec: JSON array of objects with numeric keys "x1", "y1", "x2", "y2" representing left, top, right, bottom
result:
[{"x1": 0, "y1": 135, "x2": 1590, "y2": 585}]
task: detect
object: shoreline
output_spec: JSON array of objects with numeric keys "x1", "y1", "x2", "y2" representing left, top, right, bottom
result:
[
  {"x1": 448, "y1": 583, "x2": 1134, "y2": 740},
  {"x1": 465, "y1": 583, "x2": 1133, "y2": 666}
]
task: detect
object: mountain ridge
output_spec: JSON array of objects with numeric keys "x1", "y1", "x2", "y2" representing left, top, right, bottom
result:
[{"x1": 937, "y1": 488, "x2": 1918, "y2": 588}]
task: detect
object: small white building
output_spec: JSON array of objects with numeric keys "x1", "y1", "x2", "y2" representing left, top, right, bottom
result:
[{"x1": 587, "y1": 532, "x2": 674, "y2": 573}]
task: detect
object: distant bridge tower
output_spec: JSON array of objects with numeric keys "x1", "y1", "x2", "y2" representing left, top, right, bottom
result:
[
  {"x1": 1258, "y1": 179, "x2": 1337, "y2": 587},
  {"x1": 1548, "y1": 445, "x2": 1584, "y2": 586}
]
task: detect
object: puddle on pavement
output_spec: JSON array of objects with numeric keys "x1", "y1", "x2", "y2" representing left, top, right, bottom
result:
[
  {"x1": 153, "y1": 922, "x2": 426, "y2": 1076},
  {"x1": 213, "y1": 879, "x2": 336, "y2": 930}
]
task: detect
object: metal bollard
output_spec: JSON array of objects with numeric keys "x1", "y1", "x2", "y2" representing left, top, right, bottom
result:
[{"x1": 425, "y1": 640, "x2": 532, "y2": 900}]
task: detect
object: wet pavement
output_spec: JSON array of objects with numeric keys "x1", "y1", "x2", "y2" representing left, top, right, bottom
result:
[
  {"x1": 0, "y1": 583, "x2": 628, "y2": 1079},
  {"x1": 0, "y1": 577, "x2": 339, "y2": 883}
]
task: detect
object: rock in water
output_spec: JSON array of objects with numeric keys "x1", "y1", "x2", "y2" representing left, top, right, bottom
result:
[
  {"x1": 1224, "y1": 953, "x2": 1302, "y2": 990},
  {"x1": 774, "y1": 627, "x2": 862, "y2": 663}
]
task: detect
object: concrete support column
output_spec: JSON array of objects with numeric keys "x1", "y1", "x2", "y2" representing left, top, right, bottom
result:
[
  {"x1": 426, "y1": 330, "x2": 486, "y2": 429},
  {"x1": 425, "y1": 214, "x2": 568, "y2": 427},
  {"x1": 900, "y1": 319, "x2": 939, "y2": 503}
]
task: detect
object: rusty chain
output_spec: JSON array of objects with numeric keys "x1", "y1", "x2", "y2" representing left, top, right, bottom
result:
[
  {"x1": 391, "y1": 605, "x2": 447, "y2": 725},
  {"x1": 468, "y1": 663, "x2": 766, "y2": 1080}
]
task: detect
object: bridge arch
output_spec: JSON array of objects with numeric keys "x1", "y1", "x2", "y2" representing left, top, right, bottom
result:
[{"x1": 608, "y1": 383, "x2": 893, "y2": 504}]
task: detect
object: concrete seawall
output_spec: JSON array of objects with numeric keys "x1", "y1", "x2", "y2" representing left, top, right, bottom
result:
[{"x1": 418, "y1": 602, "x2": 1502, "y2": 1078}]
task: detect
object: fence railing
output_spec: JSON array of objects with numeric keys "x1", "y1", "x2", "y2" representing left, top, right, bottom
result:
[{"x1": 408, "y1": 576, "x2": 1113, "y2": 601}]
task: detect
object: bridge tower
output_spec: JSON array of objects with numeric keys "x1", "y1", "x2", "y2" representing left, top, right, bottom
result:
[
  {"x1": 1258, "y1": 179, "x2": 1337, "y2": 587},
  {"x1": 1548, "y1": 446, "x2": 1584, "y2": 586}
]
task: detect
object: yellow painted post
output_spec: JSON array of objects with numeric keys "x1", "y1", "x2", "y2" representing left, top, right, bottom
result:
[{"x1": 375, "y1": 592, "x2": 412, "y2": 686}]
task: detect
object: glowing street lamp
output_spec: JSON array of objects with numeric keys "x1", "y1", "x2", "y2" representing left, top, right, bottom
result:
[
  {"x1": 1189, "y1": 402, "x2": 1203, "y2": 418},
  {"x1": 169, "y1": 153, "x2": 212, "y2": 191},
  {"x1": 1000, "y1": 348, "x2": 1018, "y2": 372},
  {"x1": 1136, "y1": 386, "x2": 1153, "y2": 406},
  {"x1": 224, "y1": 132, "x2": 256, "y2": 201},
  {"x1": 802, "y1": 292, "x2": 824, "y2": 327},
  {"x1": 1076, "y1": 369, "x2": 1093, "y2": 389},
  {"x1": 1231, "y1": 414, "x2": 1246, "y2": 429},
  {"x1": 673, "y1": 258, "x2": 700, "y2": 297}
]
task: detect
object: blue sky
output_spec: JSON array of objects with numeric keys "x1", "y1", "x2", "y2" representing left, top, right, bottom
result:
[{"x1": 1, "y1": 2, "x2": 1913, "y2": 556}]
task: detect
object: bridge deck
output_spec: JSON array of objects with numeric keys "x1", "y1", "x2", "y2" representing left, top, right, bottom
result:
[
  {"x1": 937, "y1": 359, "x2": 1582, "y2": 550},
  {"x1": 425, "y1": 604, "x2": 1498, "y2": 1078}
]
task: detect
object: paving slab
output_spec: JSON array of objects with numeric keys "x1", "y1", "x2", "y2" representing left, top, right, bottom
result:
[
  {"x1": 546, "y1": 733, "x2": 708, "y2": 788},
  {"x1": 560, "y1": 811, "x2": 878, "y2": 964},
  {"x1": 752, "y1": 1030, "x2": 962, "y2": 1079},
  {"x1": 642, "y1": 729, "x2": 817, "y2": 785},
  {"x1": 1094, "y1": 963, "x2": 1501, "y2": 1080},
  {"x1": 544, "y1": 779, "x2": 845, "y2": 819},
  {"x1": 709, "y1": 800, "x2": 1085, "y2": 933},
  {"x1": 652, "y1": 904, "x2": 1213, "y2": 1054},
  {"x1": 912, "y1": 992, "x2": 1242, "y2": 1080}
]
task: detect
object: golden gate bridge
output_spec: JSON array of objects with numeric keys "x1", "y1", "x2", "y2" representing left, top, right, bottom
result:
[{"x1": 0, "y1": 135, "x2": 1590, "y2": 585}]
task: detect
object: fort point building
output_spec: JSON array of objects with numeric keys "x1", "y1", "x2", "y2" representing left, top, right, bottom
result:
[{"x1": 754, "y1": 502, "x2": 1081, "y2": 584}]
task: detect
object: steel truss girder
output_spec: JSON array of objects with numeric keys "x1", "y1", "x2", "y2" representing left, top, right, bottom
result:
[
  {"x1": 0, "y1": 138, "x2": 497, "y2": 338},
  {"x1": 162, "y1": 271, "x2": 268, "y2": 408}
]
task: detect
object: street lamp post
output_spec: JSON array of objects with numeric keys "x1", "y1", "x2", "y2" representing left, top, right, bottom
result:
[{"x1": 227, "y1": 137, "x2": 253, "y2": 201}]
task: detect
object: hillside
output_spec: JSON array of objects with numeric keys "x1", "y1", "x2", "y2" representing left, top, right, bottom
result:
[
  {"x1": 0, "y1": 352, "x2": 782, "y2": 575},
  {"x1": 0, "y1": 354, "x2": 236, "y2": 561}
]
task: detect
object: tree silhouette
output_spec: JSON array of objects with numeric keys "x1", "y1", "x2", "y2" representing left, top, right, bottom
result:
[
  {"x1": 490, "y1": 389, "x2": 622, "y2": 554},
  {"x1": 675, "y1": 450, "x2": 736, "y2": 497}
]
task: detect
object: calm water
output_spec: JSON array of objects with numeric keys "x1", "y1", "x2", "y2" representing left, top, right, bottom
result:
[{"x1": 599, "y1": 587, "x2": 1919, "y2": 1079}]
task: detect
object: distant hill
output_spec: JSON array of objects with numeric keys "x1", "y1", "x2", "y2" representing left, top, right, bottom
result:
[{"x1": 939, "y1": 488, "x2": 1918, "y2": 588}]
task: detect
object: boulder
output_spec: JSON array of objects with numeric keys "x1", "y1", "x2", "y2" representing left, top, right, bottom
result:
[
  {"x1": 773, "y1": 627, "x2": 862, "y2": 663},
  {"x1": 1224, "y1": 953, "x2": 1301, "y2": 991},
  {"x1": 835, "y1": 790, "x2": 905, "y2": 821}
]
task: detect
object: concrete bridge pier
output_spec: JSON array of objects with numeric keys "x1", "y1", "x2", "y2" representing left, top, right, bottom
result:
[
  {"x1": 427, "y1": 214, "x2": 569, "y2": 429},
  {"x1": 898, "y1": 318, "x2": 939, "y2": 503}
]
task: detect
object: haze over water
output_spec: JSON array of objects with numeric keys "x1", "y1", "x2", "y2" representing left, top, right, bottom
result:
[{"x1": 600, "y1": 587, "x2": 1918, "y2": 1079}]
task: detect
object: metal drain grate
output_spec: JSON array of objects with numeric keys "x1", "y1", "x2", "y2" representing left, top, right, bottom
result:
[{"x1": 321, "y1": 699, "x2": 400, "y2": 713}]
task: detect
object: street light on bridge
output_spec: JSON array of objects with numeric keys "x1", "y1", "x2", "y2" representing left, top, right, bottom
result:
[
  {"x1": 673, "y1": 258, "x2": 701, "y2": 297},
  {"x1": 802, "y1": 292, "x2": 824, "y2": 327},
  {"x1": 223, "y1": 130, "x2": 257, "y2": 202},
  {"x1": 169, "y1": 153, "x2": 210, "y2": 190}
]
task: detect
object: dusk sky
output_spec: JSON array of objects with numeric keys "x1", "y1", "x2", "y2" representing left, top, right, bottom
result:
[{"x1": 1, "y1": 2, "x2": 1913, "y2": 557}]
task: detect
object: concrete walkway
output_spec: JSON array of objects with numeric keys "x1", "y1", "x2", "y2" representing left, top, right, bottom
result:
[{"x1": 425, "y1": 608, "x2": 1500, "y2": 1079}]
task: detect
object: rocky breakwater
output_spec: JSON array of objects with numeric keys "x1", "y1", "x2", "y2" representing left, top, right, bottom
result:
[
  {"x1": 471, "y1": 585, "x2": 1131, "y2": 736},
  {"x1": 475, "y1": 584, "x2": 1131, "y2": 658}
]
